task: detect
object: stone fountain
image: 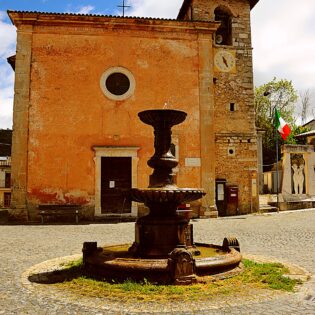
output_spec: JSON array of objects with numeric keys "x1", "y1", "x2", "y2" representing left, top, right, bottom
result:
[
  {"x1": 129, "y1": 109, "x2": 204, "y2": 259},
  {"x1": 83, "y1": 109, "x2": 242, "y2": 284}
]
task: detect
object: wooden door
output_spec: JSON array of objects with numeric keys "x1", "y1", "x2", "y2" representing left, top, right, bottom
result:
[
  {"x1": 101, "y1": 157, "x2": 132, "y2": 214},
  {"x1": 4, "y1": 192, "x2": 11, "y2": 208}
]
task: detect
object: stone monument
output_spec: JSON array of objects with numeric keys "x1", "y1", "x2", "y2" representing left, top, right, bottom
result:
[{"x1": 281, "y1": 145, "x2": 315, "y2": 197}]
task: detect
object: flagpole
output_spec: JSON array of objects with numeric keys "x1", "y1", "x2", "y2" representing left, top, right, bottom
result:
[
  {"x1": 275, "y1": 118, "x2": 280, "y2": 212},
  {"x1": 274, "y1": 107, "x2": 291, "y2": 212},
  {"x1": 273, "y1": 105, "x2": 281, "y2": 212}
]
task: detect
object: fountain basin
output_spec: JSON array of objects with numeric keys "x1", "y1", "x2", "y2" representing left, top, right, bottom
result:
[
  {"x1": 138, "y1": 109, "x2": 187, "y2": 127},
  {"x1": 83, "y1": 243, "x2": 242, "y2": 284}
]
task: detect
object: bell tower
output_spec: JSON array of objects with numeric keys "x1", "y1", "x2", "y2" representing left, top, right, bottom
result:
[
  {"x1": 178, "y1": 0, "x2": 260, "y2": 215},
  {"x1": 178, "y1": 0, "x2": 258, "y2": 48}
]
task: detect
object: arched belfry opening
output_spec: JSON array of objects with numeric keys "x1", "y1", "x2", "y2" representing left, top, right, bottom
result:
[{"x1": 214, "y1": 6, "x2": 233, "y2": 46}]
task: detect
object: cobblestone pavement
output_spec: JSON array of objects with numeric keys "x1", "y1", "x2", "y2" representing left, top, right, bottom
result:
[{"x1": 0, "y1": 209, "x2": 314, "y2": 314}]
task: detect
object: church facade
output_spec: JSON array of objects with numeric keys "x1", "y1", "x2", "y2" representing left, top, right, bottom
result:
[{"x1": 8, "y1": 0, "x2": 260, "y2": 221}]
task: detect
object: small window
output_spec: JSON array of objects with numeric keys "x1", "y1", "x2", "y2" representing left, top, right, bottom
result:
[
  {"x1": 215, "y1": 6, "x2": 232, "y2": 46},
  {"x1": 230, "y1": 103, "x2": 235, "y2": 112},
  {"x1": 228, "y1": 147, "x2": 235, "y2": 157}
]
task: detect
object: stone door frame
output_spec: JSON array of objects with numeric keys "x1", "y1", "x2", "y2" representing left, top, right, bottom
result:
[{"x1": 93, "y1": 146, "x2": 140, "y2": 217}]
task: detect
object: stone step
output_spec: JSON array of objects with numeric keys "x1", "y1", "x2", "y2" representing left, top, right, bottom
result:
[
  {"x1": 259, "y1": 194, "x2": 284, "y2": 204},
  {"x1": 259, "y1": 204, "x2": 278, "y2": 213},
  {"x1": 269, "y1": 200, "x2": 315, "y2": 211},
  {"x1": 283, "y1": 194, "x2": 309, "y2": 202}
]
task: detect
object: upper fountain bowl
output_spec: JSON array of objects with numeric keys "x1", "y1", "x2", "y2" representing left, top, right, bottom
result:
[
  {"x1": 138, "y1": 109, "x2": 187, "y2": 127},
  {"x1": 130, "y1": 188, "x2": 205, "y2": 205}
]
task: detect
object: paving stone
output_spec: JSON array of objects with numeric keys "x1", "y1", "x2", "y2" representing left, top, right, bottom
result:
[{"x1": 0, "y1": 210, "x2": 315, "y2": 314}]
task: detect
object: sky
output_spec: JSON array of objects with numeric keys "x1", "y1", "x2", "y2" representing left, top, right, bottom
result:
[{"x1": 0, "y1": 0, "x2": 315, "y2": 129}]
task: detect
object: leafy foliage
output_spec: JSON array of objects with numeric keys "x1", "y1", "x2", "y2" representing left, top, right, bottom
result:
[
  {"x1": 255, "y1": 78, "x2": 302, "y2": 170},
  {"x1": 285, "y1": 124, "x2": 310, "y2": 145}
]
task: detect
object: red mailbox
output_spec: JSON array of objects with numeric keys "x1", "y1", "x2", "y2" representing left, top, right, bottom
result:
[{"x1": 226, "y1": 185, "x2": 239, "y2": 216}]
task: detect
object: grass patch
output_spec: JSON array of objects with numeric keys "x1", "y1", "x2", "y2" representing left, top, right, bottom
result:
[
  {"x1": 56, "y1": 277, "x2": 219, "y2": 301},
  {"x1": 240, "y1": 259, "x2": 302, "y2": 291},
  {"x1": 54, "y1": 259, "x2": 302, "y2": 302},
  {"x1": 61, "y1": 257, "x2": 83, "y2": 269}
]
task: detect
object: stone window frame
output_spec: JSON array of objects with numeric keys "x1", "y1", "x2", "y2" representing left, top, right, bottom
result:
[
  {"x1": 100, "y1": 66, "x2": 136, "y2": 101},
  {"x1": 93, "y1": 146, "x2": 140, "y2": 217}
]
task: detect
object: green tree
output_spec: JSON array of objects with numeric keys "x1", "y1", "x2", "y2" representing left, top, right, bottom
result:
[
  {"x1": 255, "y1": 78, "x2": 301, "y2": 170},
  {"x1": 285, "y1": 124, "x2": 309, "y2": 145}
]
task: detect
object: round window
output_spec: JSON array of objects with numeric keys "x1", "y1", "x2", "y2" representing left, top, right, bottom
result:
[
  {"x1": 100, "y1": 67, "x2": 135, "y2": 101},
  {"x1": 106, "y1": 73, "x2": 130, "y2": 96}
]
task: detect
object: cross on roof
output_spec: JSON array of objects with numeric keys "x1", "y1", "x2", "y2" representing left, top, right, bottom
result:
[{"x1": 117, "y1": 0, "x2": 131, "y2": 17}]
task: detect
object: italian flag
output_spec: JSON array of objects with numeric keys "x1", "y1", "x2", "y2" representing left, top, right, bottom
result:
[{"x1": 275, "y1": 109, "x2": 291, "y2": 140}]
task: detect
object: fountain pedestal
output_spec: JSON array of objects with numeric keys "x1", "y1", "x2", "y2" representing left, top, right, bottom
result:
[{"x1": 130, "y1": 110, "x2": 205, "y2": 258}]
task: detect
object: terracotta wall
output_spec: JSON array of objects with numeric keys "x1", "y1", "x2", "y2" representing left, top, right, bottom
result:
[{"x1": 26, "y1": 26, "x2": 202, "y2": 208}]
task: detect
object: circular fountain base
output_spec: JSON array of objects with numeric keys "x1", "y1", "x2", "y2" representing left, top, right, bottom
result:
[{"x1": 83, "y1": 242, "x2": 242, "y2": 285}]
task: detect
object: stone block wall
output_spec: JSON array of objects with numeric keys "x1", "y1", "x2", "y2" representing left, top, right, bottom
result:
[
  {"x1": 10, "y1": 24, "x2": 33, "y2": 221},
  {"x1": 181, "y1": 0, "x2": 259, "y2": 213},
  {"x1": 215, "y1": 134, "x2": 258, "y2": 213}
]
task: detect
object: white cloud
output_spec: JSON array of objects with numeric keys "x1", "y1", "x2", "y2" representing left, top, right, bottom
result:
[
  {"x1": 0, "y1": 97, "x2": 13, "y2": 129},
  {"x1": 75, "y1": 5, "x2": 95, "y2": 15},
  {"x1": 126, "y1": 0, "x2": 182, "y2": 18},
  {"x1": 0, "y1": 62, "x2": 14, "y2": 129},
  {"x1": 251, "y1": 0, "x2": 315, "y2": 92},
  {"x1": 0, "y1": 11, "x2": 16, "y2": 58},
  {"x1": 0, "y1": 78, "x2": 14, "y2": 129},
  {"x1": 0, "y1": 11, "x2": 16, "y2": 129}
]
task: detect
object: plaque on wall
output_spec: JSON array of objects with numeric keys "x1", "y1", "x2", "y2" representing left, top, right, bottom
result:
[{"x1": 185, "y1": 158, "x2": 201, "y2": 167}]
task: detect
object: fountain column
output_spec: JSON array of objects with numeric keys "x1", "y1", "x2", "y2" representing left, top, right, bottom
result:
[{"x1": 130, "y1": 110, "x2": 205, "y2": 258}]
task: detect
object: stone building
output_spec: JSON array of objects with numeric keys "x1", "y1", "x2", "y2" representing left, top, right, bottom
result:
[
  {"x1": 8, "y1": 0, "x2": 259, "y2": 221},
  {"x1": 0, "y1": 157, "x2": 11, "y2": 208},
  {"x1": 302, "y1": 119, "x2": 315, "y2": 131},
  {"x1": 0, "y1": 129, "x2": 12, "y2": 209}
]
